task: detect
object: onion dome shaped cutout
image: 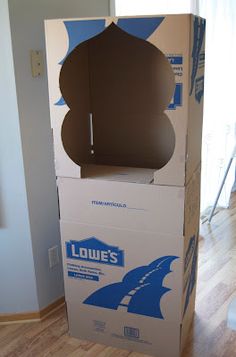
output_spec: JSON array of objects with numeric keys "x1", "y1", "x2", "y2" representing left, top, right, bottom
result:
[{"x1": 60, "y1": 22, "x2": 175, "y2": 169}]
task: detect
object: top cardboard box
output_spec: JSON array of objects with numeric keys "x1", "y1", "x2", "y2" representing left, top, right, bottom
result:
[{"x1": 45, "y1": 14, "x2": 205, "y2": 186}]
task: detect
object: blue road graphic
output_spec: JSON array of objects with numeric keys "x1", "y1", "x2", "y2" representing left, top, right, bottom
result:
[{"x1": 83, "y1": 255, "x2": 178, "y2": 319}]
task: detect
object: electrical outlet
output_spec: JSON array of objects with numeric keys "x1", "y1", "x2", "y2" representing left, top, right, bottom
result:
[
  {"x1": 30, "y1": 50, "x2": 43, "y2": 77},
  {"x1": 48, "y1": 245, "x2": 59, "y2": 268}
]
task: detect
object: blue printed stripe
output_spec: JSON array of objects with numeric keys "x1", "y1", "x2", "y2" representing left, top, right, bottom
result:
[
  {"x1": 68, "y1": 271, "x2": 99, "y2": 281},
  {"x1": 167, "y1": 56, "x2": 183, "y2": 65},
  {"x1": 117, "y1": 17, "x2": 165, "y2": 40},
  {"x1": 60, "y1": 19, "x2": 106, "y2": 64}
]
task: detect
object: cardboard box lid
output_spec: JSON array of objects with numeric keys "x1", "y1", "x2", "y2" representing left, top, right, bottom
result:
[{"x1": 57, "y1": 177, "x2": 185, "y2": 235}]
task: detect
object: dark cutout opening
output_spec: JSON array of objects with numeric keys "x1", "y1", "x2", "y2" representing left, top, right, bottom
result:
[{"x1": 60, "y1": 22, "x2": 175, "y2": 174}]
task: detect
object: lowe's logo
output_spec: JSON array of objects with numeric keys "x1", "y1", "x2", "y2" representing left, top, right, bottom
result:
[{"x1": 66, "y1": 237, "x2": 124, "y2": 266}]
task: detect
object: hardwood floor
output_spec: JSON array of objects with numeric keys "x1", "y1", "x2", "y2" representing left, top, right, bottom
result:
[{"x1": 1, "y1": 194, "x2": 236, "y2": 357}]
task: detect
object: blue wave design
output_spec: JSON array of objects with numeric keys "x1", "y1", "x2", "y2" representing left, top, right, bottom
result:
[
  {"x1": 117, "y1": 17, "x2": 164, "y2": 40},
  {"x1": 55, "y1": 96, "x2": 65, "y2": 106},
  {"x1": 83, "y1": 255, "x2": 178, "y2": 319},
  {"x1": 190, "y1": 17, "x2": 206, "y2": 97},
  {"x1": 60, "y1": 19, "x2": 106, "y2": 64}
]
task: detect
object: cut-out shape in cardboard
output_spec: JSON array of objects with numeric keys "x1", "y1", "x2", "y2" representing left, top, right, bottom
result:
[{"x1": 60, "y1": 23, "x2": 175, "y2": 170}]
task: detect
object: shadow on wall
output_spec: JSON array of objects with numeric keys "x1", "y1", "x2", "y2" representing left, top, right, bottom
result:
[
  {"x1": 0, "y1": 192, "x2": 6, "y2": 228},
  {"x1": 0, "y1": 171, "x2": 6, "y2": 228}
]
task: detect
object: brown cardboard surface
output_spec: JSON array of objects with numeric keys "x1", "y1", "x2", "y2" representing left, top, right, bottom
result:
[
  {"x1": 181, "y1": 165, "x2": 201, "y2": 345},
  {"x1": 81, "y1": 164, "x2": 155, "y2": 183},
  {"x1": 186, "y1": 19, "x2": 205, "y2": 186},
  {"x1": 184, "y1": 165, "x2": 201, "y2": 239},
  {"x1": 67, "y1": 299, "x2": 181, "y2": 357},
  {"x1": 60, "y1": 22, "x2": 175, "y2": 171},
  {"x1": 181, "y1": 285, "x2": 197, "y2": 350}
]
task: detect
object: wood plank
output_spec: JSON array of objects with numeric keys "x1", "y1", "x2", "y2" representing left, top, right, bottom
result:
[{"x1": 40, "y1": 296, "x2": 65, "y2": 319}]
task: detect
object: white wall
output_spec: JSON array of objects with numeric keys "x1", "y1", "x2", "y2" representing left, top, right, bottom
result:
[
  {"x1": 0, "y1": 0, "x2": 39, "y2": 313},
  {"x1": 0, "y1": 0, "x2": 110, "y2": 314},
  {"x1": 114, "y1": 0, "x2": 195, "y2": 16}
]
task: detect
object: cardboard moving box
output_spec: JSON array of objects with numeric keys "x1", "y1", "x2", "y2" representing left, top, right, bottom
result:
[
  {"x1": 45, "y1": 14, "x2": 205, "y2": 357},
  {"x1": 57, "y1": 165, "x2": 200, "y2": 357},
  {"x1": 45, "y1": 14, "x2": 205, "y2": 186}
]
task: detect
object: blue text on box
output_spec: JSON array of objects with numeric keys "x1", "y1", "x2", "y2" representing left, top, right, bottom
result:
[{"x1": 68, "y1": 271, "x2": 99, "y2": 281}]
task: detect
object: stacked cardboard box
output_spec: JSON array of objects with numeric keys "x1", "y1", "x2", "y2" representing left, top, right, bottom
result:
[{"x1": 45, "y1": 14, "x2": 205, "y2": 357}]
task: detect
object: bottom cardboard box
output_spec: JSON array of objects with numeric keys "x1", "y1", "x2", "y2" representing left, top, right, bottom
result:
[{"x1": 60, "y1": 221, "x2": 198, "y2": 357}]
